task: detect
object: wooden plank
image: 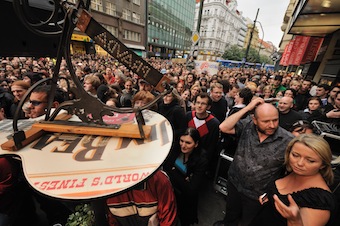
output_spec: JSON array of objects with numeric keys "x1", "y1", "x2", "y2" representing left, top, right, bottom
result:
[
  {"x1": 32, "y1": 123, "x2": 151, "y2": 139},
  {"x1": 1, "y1": 128, "x2": 45, "y2": 151}
]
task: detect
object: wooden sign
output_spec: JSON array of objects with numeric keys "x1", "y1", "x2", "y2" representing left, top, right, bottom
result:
[{"x1": 0, "y1": 110, "x2": 173, "y2": 200}]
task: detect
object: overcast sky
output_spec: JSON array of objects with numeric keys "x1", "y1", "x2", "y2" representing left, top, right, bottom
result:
[{"x1": 236, "y1": 0, "x2": 290, "y2": 48}]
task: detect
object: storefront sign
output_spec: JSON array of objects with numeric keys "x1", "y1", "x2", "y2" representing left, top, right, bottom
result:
[{"x1": 71, "y1": 34, "x2": 92, "y2": 42}]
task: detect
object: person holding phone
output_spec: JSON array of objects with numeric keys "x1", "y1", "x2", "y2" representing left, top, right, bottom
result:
[{"x1": 251, "y1": 134, "x2": 336, "y2": 226}]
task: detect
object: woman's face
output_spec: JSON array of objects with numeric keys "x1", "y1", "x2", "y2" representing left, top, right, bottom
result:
[
  {"x1": 191, "y1": 87, "x2": 200, "y2": 97},
  {"x1": 180, "y1": 134, "x2": 198, "y2": 155},
  {"x1": 289, "y1": 142, "x2": 323, "y2": 177},
  {"x1": 181, "y1": 90, "x2": 190, "y2": 101},
  {"x1": 263, "y1": 89, "x2": 272, "y2": 98},
  {"x1": 290, "y1": 83, "x2": 300, "y2": 91},
  {"x1": 11, "y1": 85, "x2": 27, "y2": 100},
  {"x1": 308, "y1": 99, "x2": 320, "y2": 111}
]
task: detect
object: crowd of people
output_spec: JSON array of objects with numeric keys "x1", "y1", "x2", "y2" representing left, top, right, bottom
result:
[{"x1": 0, "y1": 54, "x2": 340, "y2": 226}]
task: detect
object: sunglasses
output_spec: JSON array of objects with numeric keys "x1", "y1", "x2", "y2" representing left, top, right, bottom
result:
[{"x1": 29, "y1": 100, "x2": 47, "y2": 106}]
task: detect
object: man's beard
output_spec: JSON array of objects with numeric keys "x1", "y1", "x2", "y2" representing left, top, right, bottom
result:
[{"x1": 256, "y1": 125, "x2": 276, "y2": 136}]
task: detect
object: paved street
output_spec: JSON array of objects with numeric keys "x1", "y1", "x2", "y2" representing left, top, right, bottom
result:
[{"x1": 196, "y1": 180, "x2": 226, "y2": 226}]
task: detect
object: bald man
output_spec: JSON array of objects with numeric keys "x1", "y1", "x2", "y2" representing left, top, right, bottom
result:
[
  {"x1": 277, "y1": 96, "x2": 303, "y2": 131},
  {"x1": 215, "y1": 98, "x2": 294, "y2": 226}
]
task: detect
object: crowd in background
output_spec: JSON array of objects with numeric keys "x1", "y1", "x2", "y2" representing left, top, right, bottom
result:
[{"x1": 0, "y1": 54, "x2": 340, "y2": 226}]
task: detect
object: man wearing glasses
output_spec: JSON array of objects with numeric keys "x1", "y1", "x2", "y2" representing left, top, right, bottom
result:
[
  {"x1": 26, "y1": 85, "x2": 62, "y2": 118},
  {"x1": 186, "y1": 92, "x2": 220, "y2": 178}
]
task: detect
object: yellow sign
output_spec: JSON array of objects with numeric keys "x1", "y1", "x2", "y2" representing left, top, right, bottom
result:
[
  {"x1": 71, "y1": 34, "x2": 92, "y2": 42},
  {"x1": 191, "y1": 32, "x2": 200, "y2": 45}
]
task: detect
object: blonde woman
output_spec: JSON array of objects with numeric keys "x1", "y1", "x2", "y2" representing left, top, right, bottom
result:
[{"x1": 252, "y1": 134, "x2": 336, "y2": 226}]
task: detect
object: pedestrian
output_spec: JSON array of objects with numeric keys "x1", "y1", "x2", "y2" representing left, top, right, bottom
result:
[
  {"x1": 250, "y1": 134, "x2": 336, "y2": 226},
  {"x1": 214, "y1": 98, "x2": 294, "y2": 226},
  {"x1": 164, "y1": 127, "x2": 208, "y2": 226},
  {"x1": 186, "y1": 92, "x2": 220, "y2": 177}
]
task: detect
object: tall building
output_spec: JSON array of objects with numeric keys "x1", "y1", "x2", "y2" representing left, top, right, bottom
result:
[
  {"x1": 279, "y1": 0, "x2": 340, "y2": 85},
  {"x1": 194, "y1": 0, "x2": 246, "y2": 61},
  {"x1": 147, "y1": 0, "x2": 196, "y2": 59},
  {"x1": 69, "y1": 0, "x2": 147, "y2": 57}
]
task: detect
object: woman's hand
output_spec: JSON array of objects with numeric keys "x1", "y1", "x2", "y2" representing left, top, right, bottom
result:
[{"x1": 273, "y1": 194, "x2": 303, "y2": 226}]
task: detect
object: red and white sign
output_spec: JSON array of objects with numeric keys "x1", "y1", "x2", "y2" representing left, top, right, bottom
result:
[
  {"x1": 0, "y1": 110, "x2": 173, "y2": 200},
  {"x1": 301, "y1": 37, "x2": 324, "y2": 64},
  {"x1": 279, "y1": 38, "x2": 295, "y2": 66},
  {"x1": 288, "y1": 36, "x2": 310, "y2": 66}
]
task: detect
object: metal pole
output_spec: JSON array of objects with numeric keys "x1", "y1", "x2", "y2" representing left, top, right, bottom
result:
[
  {"x1": 196, "y1": 0, "x2": 204, "y2": 32},
  {"x1": 193, "y1": 0, "x2": 204, "y2": 58},
  {"x1": 244, "y1": 8, "x2": 259, "y2": 66}
]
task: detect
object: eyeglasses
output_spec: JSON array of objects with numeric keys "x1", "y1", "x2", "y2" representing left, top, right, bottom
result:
[
  {"x1": 29, "y1": 100, "x2": 47, "y2": 106},
  {"x1": 195, "y1": 101, "x2": 208, "y2": 106}
]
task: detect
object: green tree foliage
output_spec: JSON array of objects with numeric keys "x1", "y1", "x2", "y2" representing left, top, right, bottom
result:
[
  {"x1": 222, "y1": 45, "x2": 274, "y2": 64},
  {"x1": 222, "y1": 45, "x2": 244, "y2": 61}
]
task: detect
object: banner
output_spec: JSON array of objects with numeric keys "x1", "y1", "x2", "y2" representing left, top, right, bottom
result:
[
  {"x1": 301, "y1": 37, "x2": 324, "y2": 64},
  {"x1": 288, "y1": 36, "x2": 310, "y2": 66},
  {"x1": 194, "y1": 60, "x2": 219, "y2": 75},
  {"x1": 279, "y1": 38, "x2": 295, "y2": 66}
]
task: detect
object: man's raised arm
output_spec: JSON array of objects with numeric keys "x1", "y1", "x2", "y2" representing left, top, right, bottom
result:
[{"x1": 219, "y1": 97, "x2": 264, "y2": 134}]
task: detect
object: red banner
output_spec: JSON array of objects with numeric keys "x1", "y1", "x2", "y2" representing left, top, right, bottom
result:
[
  {"x1": 301, "y1": 37, "x2": 324, "y2": 64},
  {"x1": 279, "y1": 38, "x2": 295, "y2": 66},
  {"x1": 288, "y1": 36, "x2": 310, "y2": 66}
]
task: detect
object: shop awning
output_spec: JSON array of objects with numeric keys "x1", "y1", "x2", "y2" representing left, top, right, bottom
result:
[{"x1": 288, "y1": 0, "x2": 340, "y2": 37}]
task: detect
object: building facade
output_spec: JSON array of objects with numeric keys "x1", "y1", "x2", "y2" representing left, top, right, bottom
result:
[
  {"x1": 147, "y1": 0, "x2": 195, "y2": 59},
  {"x1": 278, "y1": 0, "x2": 340, "y2": 85},
  {"x1": 243, "y1": 22, "x2": 260, "y2": 50},
  {"x1": 194, "y1": 0, "x2": 246, "y2": 61},
  {"x1": 69, "y1": 0, "x2": 147, "y2": 57}
]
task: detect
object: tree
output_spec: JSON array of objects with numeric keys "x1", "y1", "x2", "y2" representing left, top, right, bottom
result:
[
  {"x1": 223, "y1": 45, "x2": 274, "y2": 65},
  {"x1": 222, "y1": 45, "x2": 243, "y2": 61}
]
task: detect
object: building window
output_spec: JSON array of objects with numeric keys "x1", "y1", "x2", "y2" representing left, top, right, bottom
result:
[
  {"x1": 132, "y1": 0, "x2": 141, "y2": 6},
  {"x1": 123, "y1": 8, "x2": 132, "y2": 21},
  {"x1": 91, "y1": 0, "x2": 103, "y2": 12},
  {"x1": 105, "y1": 1, "x2": 117, "y2": 16},
  {"x1": 103, "y1": 24, "x2": 118, "y2": 37},
  {"x1": 123, "y1": 30, "x2": 141, "y2": 42},
  {"x1": 132, "y1": 12, "x2": 141, "y2": 24}
]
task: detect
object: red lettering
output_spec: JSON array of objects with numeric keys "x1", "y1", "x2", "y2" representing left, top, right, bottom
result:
[
  {"x1": 115, "y1": 175, "x2": 122, "y2": 183},
  {"x1": 105, "y1": 176, "x2": 114, "y2": 184},
  {"x1": 75, "y1": 178, "x2": 87, "y2": 188},
  {"x1": 47, "y1": 180, "x2": 60, "y2": 190},
  {"x1": 91, "y1": 177, "x2": 101, "y2": 186},
  {"x1": 123, "y1": 174, "x2": 131, "y2": 182},
  {"x1": 57, "y1": 180, "x2": 72, "y2": 189},
  {"x1": 131, "y1": 173, "x2": 139, "y2": 181}
]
